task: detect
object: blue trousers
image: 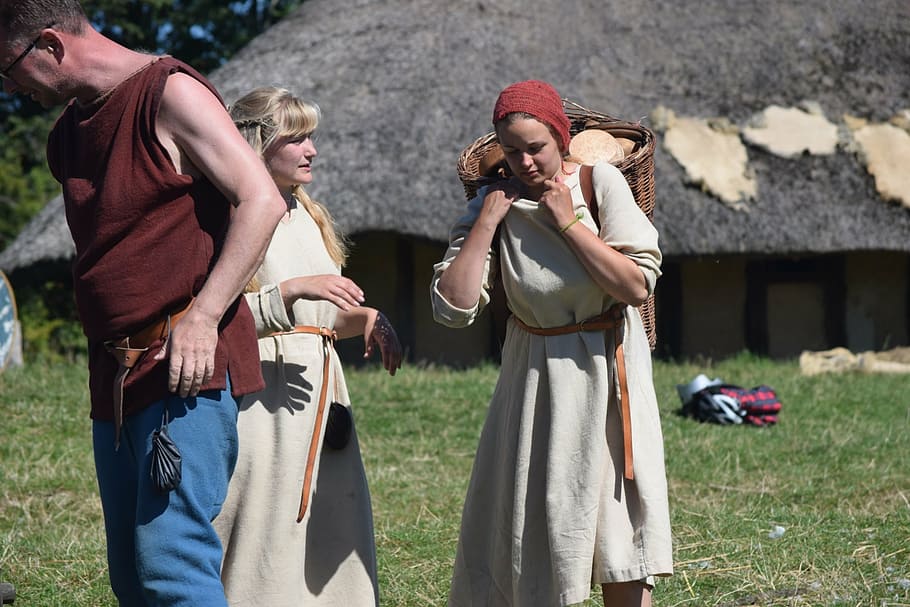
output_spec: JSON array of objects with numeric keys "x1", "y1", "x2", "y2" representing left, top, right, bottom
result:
[{"x1": 93, "y1": 385, "x2": 239, "y2": 607}]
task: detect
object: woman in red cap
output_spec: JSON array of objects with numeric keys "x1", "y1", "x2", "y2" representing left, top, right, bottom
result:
[{"x1": 432, "y1": 80, "x2": 672, "y2": 606}]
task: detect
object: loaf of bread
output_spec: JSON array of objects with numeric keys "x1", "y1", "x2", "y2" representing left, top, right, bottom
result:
[{"x1": 567, "y1": 129, "x2": 625, "y2": 165}]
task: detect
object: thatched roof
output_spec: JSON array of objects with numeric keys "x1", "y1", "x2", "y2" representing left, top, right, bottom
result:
[
  {"x1": 0, "y1": 194, "x2": 71, "y2": 273},
  {"x1": 2, "y1": 0, "x2": 909, "y2": 272}
]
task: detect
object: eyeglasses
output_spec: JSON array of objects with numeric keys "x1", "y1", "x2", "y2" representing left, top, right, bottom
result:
[{"x1": 0, "y1": 26, "x2": 50, "y2": 82}]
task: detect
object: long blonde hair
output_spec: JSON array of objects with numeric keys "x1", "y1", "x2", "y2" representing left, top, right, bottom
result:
[{"x1": 230, "y1": 87, "x2": 349, "y2": 282}]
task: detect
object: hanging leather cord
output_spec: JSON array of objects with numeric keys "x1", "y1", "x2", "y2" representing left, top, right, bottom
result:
[
  {"x1": 268, "y1": 324, "x2": 338, "y2": 522},
  {"x1": 511, "y1": 304, "x2": 635, "y2": 480}
]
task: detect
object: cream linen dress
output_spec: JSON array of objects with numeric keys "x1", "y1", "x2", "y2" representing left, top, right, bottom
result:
[
  {"x1": 432, "y1": 162, "x2": 673, "y2": 607},
  {"x1": 214, "y1": 203, "x2": 378, "y2": 606}
]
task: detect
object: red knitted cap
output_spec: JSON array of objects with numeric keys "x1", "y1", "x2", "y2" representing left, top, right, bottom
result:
[{"x1": 492, "y1": 80, "x2": 571, "y2": 152}]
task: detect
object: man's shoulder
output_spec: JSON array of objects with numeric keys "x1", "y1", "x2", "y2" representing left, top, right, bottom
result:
[
  {"x1": 156, "y1": 56, "x2": 201, "y2": 79},
  {"x1": 157, "y1": 63, "x2": 225, "y2": 120}
]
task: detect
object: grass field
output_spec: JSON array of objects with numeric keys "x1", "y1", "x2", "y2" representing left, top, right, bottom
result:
[{"x1": 1, "y1": 354, "x2": 908, "y2": 606}]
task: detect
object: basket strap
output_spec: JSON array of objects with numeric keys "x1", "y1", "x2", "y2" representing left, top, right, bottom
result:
[{"x1": 579, "y1": 164, "x2": 600, "y2": 229}]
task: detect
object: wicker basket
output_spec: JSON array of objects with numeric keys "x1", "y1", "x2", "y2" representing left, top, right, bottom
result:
[{"x1": 455, "y1": 99, "x2": 658, "y2": 350}]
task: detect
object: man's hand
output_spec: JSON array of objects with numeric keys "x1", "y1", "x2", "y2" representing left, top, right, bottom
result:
[{"x1": 154, "y1": 308, "x2": 219, "y2": 397}]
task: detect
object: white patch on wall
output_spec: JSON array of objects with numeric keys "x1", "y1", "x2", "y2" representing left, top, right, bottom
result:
[
  {"x1": 850, "y1": 115, "x2": 910, "y2": 209},
  {"x1": 741, "y1": 104, "x2": 839, "y2": 158},
  {"x1": 890, "y1": 109, "x2": 910, "y2": 132},
  {"x1": 655, "y1": 106, "x2": 756, "y2": 210}
]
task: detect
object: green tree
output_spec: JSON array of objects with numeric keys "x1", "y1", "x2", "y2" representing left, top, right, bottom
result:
[
  {"x1": 0, "y1": 113, "x2": 58, "y2": 250},
  {"x1": 83, "y1": 0, "x2": 302, "y2": 75}
]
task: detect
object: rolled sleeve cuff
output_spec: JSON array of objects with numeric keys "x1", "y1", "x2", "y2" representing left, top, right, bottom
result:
[
  {"x1": 245, "y1": 284, "x2": 294, "y2": 337},
  {"x1": 431, "y1": 282, "x2": 481, "y2": 328}
]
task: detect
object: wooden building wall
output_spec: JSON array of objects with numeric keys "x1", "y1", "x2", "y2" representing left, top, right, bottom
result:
[
  {"x1": 335, "y1": 233, "x2": 491, "y2": 367},
  {"x1": 658, "y1": 252, "x2": 908, "y2": 360},
  {"x1": 337, "y1": 233, "x2": 909, "y2": 366}
]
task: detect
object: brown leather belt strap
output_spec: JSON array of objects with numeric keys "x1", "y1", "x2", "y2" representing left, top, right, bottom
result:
[
  {"x1": 613, "y1": 324, "x2": 634, "y2": 480},
  {"x1": 512, "y1": 305, "x2": 635, "y2": 480},
  {"x1": 270, "y1": 325, "x2": 338, "y2": 523},
  {"x1": 511, "y1": 307, "x2": 622, "y2": 335},
  {"x1": 103, "y1": 298, "x2": 194, "y2": 450}
]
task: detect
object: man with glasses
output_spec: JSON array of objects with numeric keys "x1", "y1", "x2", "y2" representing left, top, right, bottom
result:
[
  {"x1": 0, "y1": 1, "x2": 287, "y2": 605},
  {"x1": 0, "y1": 27, "x2": 45, "y2": 82}
]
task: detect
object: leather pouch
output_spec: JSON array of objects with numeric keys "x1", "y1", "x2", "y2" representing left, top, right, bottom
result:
[
  {"x1": 323, "y1": 402, "x2": 353, "y2": 450},
  {"x1": 151, "y1": 410, "x2": 182, "y2": 492}
]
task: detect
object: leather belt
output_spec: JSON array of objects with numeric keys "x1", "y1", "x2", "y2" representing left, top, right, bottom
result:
[
  {"x1": 103, "y1": 298, "x2": 194, "y2": 450},
  {"x1": 512, "y1": 304, "x2": 635, "y2": 480},
  {"x1": 269, "y1": 325, "x2": 338, "y2": 522}
]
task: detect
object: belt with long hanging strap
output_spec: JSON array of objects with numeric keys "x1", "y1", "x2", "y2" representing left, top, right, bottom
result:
[
  {"x1": 511, "y1": 304, "x2": 635, "y2": 480},
  {"x1": 268, "y1": 324, "x2": 338, "y2": 522},
  {"x1": 103, "y1": 299, "x2": 194, "y2": 450}
]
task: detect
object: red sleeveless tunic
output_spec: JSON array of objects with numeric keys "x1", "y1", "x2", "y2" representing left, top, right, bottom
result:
[{"x1": 47, "y1": 56, "x2": 264, "y2": 420}]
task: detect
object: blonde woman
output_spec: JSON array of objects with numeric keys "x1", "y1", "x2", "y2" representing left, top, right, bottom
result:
[{"x1": 214, "y1": 87, "x2": 401, "y2": 607}]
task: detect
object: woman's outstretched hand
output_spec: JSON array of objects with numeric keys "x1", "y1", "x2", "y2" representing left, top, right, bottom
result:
[
  {"x1": 281, "y1": 274, "x2": 365, "y2": 311},
  {"x1": 364, "y1": 310, "x2": 402, "y2": 376}
]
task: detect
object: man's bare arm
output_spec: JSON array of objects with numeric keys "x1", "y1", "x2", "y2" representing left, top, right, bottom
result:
[{"x1": 154, "y1": 72, "x2": 286, "y2": 397}]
